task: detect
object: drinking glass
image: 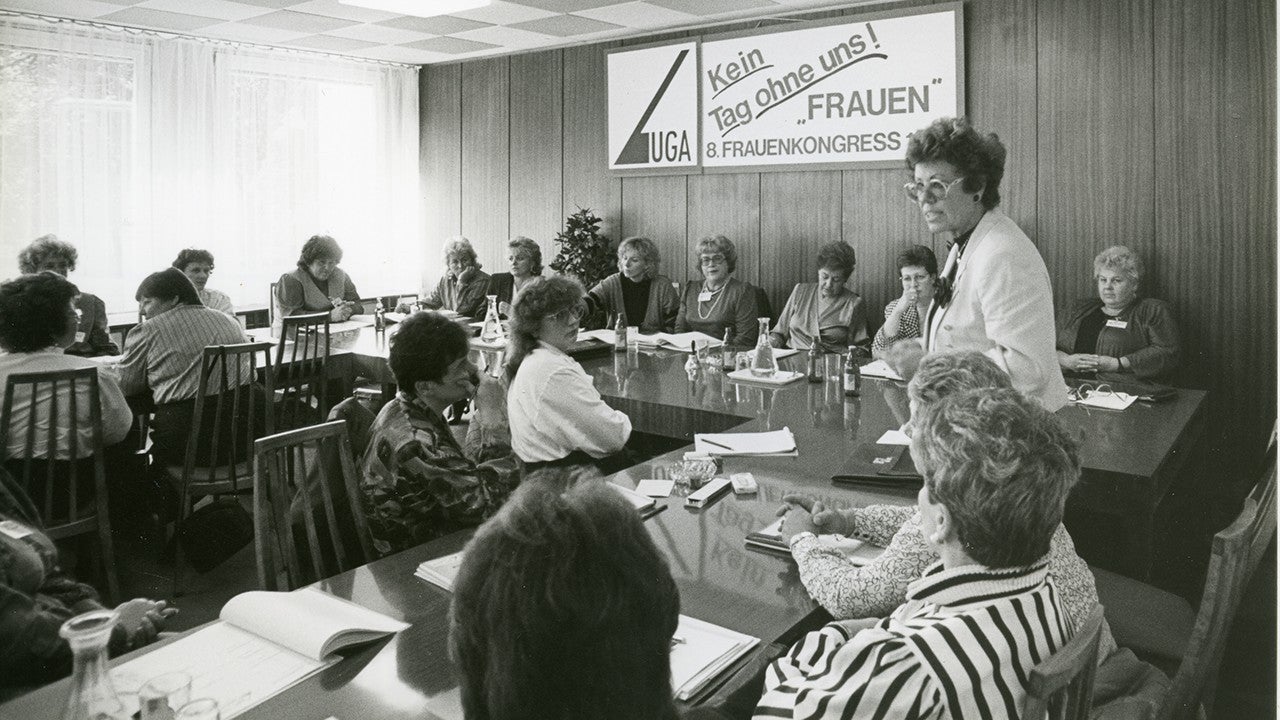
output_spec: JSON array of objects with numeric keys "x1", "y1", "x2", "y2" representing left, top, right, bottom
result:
[
  {"x1": 176, "y1": 699, "x2": 221, "y2": 720},
  {"x1": 734, "y1": 351, "x2": 752, "y2": 372},
  {"x1": 626, "y1": 326, "x2": 639, "y2": 349},
  {"x1": 140, "y1": 672, "x2": 192, "y2": 720}
]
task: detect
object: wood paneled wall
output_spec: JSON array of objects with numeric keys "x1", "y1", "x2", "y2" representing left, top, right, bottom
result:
[{"x1": 420, "y1": 0, "x2": 1276, "y2": 468}]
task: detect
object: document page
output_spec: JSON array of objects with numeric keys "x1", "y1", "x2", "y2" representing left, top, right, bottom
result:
[
  {"x1": 695, "y1": 427, "x2": 796, "y2": 456},
  {"x1": 222, "y1": 587, "x2": 408, "y2": 660},
  {"x1": 112, "y1": 622, "x2": 325, "y2": 719}
]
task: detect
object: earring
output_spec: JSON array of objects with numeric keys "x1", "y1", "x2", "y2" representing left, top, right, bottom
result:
[{"x1": 973, "y1": 193, "x2": 981, "y2": 202}]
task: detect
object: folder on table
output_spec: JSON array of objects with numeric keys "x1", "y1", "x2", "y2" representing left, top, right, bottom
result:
[
  {"x1": 744, "y1": 517, "x2": 883, "y2": 566},
  {"x1": 831, "y1": 443, "x2": 922, "y2": 488},
  {"x1": 670, "y1": 615, "x2": 760, "y2": 701}
]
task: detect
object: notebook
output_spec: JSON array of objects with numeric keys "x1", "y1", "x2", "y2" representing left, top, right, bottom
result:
[
  {"x1": 831, "y1": 443, "x2": 923, "y2": 488},
  {"x1": 858, "y1": 358, "x2": 904, "y2": 381},
  {"x1": 631, "y1": 331, "x2": 722, "y2": 352},
  {"x1": 415, "y1": 551, "x2": 466, "y2": 591},
  {"x1": 744, "y1": 517, "x2": 883, "y2": 566},
  {"x1": 110, "y1": 588, "x2": 407, "y2": 719},
  {"x1": 694, "y1": 428, "x2": 797, "y2": 457},
  {"x1": 725, "y1": 369, "x2": 804, "y2": 386},
  {"x1": 670, "y1": 615, "x2": 760, "y2": 701},
  {"x1": 608, "y1": 481, "x2": 664, "y2": 518}
]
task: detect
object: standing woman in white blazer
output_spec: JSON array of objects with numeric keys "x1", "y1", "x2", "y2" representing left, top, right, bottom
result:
[{"x1": 905, "y1": 117, "x2": 1066, "y2": 411}]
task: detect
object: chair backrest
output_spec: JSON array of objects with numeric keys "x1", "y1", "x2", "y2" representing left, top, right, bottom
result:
[
  {"x1": 276, "y1": 311, "x2": 332, "y2": 429},
  {"x1": 1157, "y1": 456, "x2": 1277, "y2": 720},
  {"x1": 181, "y1": 342, "x2": 275, "y2": 492},
  {"x1": 1024, "y1": 603, "x2": 1106, "y2": 720},
  {"x1": 0, "y1": 367, "x2": 107, "y2": 532},
  {"x1": 253, "y1": 419, "x2": 374, "y2": 591}
]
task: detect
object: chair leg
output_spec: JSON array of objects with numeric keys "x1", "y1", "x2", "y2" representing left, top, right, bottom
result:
[{"x1": 96, "y1": 518, "x2": 121, "y2": 605}]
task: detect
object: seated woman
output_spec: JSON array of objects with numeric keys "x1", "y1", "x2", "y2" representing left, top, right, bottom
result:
[
  {"x1": 506, "y1": 276, "x2": 631, "y2": 465},
  {"x1": 780, "y1": 351, "x2": 1109, "y2": 657},
  {"x1": 401, "y1": 236, "x2": 490, "y2": 319},
  {"x1": 359, "y1": 312, "x2": 521, "y2": 557},
  {"x1": 117, "y1": 268, "x2": 256, "y2": 465},
  {"x1": 769, "y1": 241, "x2": 869, "y2": 352},
  {"x1": 489, "y1": 236, "x2": 543, "y2": 317},
  {"x1": 0, "y1": 469, "x2": 175, "y2": 694},
  {"x1": 584, "y1": 236, "x2": 680, "y2": 334},
  {"x1": 759, "y1": 386, "x2": 1081, "y2": 718},
  {"x1": 1057, "y1": 245, "x2": 1180, "y2": 382},
  {"x1": 18, "y1": 235, "x2": 118, "y2": 357},
  {"x1": 272, "y1": 234, "x2": 363, "y2": 335},
  {"x1": 0, "y1": 273, "x2": 132, "y2": 474},
  {"x1": 871, "y1": 244, "x2": 939, "y2": 359},
  {"x1": 450, "y1": 480, "x2": 681, "y2": 720},
  {"x1": 172, "y1": 248, "x2": 235, "y2": 316},
  {"x1": 674, "y1": 235, "x2": 760, "y2": 346}
]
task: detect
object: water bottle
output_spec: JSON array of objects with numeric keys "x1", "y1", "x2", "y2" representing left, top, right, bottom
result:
[
  {"x1": 61, "y1": 611, "x2": 128, "y2": 720},
  {"x1": 806, "y1": 344, "x2": 822, "y2": 383},
  {"x1": 749, "y1": 318, "x2": 776, "y2": 377},
  {"x1": 373, "y1": 299, "x2": 385, "y2": 332},
  {"x1": 614, "y1": 314, "x2": 627, "y2": 352},
  {"x1": 480, "y1": 294, "x2": 504, "y2": 344},
  {"x1": 720, "y1": 328, "x2": 734, "y2": 370},
  {"x1": 843, "y1": 345, "x2": 862, "y2": 397}
]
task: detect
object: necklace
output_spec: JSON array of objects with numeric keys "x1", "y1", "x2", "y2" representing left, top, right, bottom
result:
[{"x1": 697, "y1": 282, "x2": 726, "y2": 320}]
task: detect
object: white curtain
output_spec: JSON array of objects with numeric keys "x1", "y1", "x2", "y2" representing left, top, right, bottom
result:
[{"x1": 0, "y1": 15, "x2": 420, "y2": 312}]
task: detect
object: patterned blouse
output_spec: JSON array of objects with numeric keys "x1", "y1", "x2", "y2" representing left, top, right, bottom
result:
[
  {"x1": 870, "y1": 298, "x2": 923, "y2": 357},
  {"x1": 359, "y1": 393, "x2": 522, "y2": 556}
]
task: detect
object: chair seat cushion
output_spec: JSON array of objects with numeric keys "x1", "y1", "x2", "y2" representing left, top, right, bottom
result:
[
  {"x1": 1090, "y1": 646, "x2": 1169, "y2": 719},
  {"x1": 164, "y1": 461, "x2": 254, "y2": 485},
  {"x1": 1091, "y1": 566, "x2": 1195, "y2": 673}
]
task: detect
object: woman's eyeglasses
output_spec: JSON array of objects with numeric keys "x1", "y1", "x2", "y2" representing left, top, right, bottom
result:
[
  {"x1": 553, "y1": 305, "x2": 586, "y2": 324},
  {"x1": 699, "y1": 254, "x2": 727, "y2": 267},
  {"x1": 903, "y1": 176, "x2": 965, "y2": 204},
  {"x1": 1067, "y1": 382, "x2": 1116, "y2": 404}
]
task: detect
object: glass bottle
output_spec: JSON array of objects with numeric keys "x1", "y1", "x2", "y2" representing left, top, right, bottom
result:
[
  {"x1": 480, "y1": 294, "x2": 504, "y2": 344},
  {"x1": 720, "y1": 328, "x2": 734, "y2": 371},
  {"x1": 806, "y1": 344, "x2": 822, "y2": 383},
  {"x1": 750, "y1": 318, "x2": 776, "y2": 377},
  {"x1": 61, "y1": 609, "x2": 127, "y2": 720},
  {"x1": 614, "y1": 314, "x2": 627, "y2": 352},
  {"x1": 843, "y1": 345, "x2": 862, "y2": 397},
  {"x1": 373, "y1": 299, "x2": 385, "y2": 332}
]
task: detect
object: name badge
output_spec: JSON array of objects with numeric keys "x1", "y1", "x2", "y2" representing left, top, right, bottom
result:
[
  {"x1": 0, "y1": 520, "x2": 33, "y2": 540},
  {"x1": 74, "y1": 331, "x2": 86, "y2": 343},
  {"x1": 1105, "y1": 319, "x2": 1128, "y2": 330},
  {"x1": 697, "y1": 292, "x2": 713, "y2": 303}
]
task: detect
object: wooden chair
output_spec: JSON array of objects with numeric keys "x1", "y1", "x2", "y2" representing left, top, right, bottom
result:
[
  {"x1": 1023, "y1": 604, "x2": 1105, "y2": 720},
  {"x1": 275, "y1": 311, "x2": 331, "y2": 431},
  {"x1": 253, "y1": 419, "x2": 373, "y2": 591},
  {"x1": 1093, "y1": 455, "x2": 1277, "y2": 720},
  {"x1": 267, "y1": 281, "x2": 279, "y2": 329},
  {"x1": 168, "y1": 343, "x2": 274, "y2": 588},
  {"x1": 0, "y1": 367, "x2": 119, "y2": 601}
]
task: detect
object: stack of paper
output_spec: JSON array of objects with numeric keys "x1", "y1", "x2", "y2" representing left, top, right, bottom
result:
[
  {"x1": 694, "y1": 428, "x2": 797, "y2": 457},
  {"x1": 744, "y1": 517, "x2": 884, "y2": 566},
  {"x1": 608, "y1": 482, "x2": 661, "y2": 517},
  {"x1": 1074, "y1": 392, "x2": 1137, "y2": 410},
  {"x1": 577, "y1": 328, "x2": 617, "y2": 344},
  {"x1": 415, "y1": 551, "x2": 465, "y2": 591},
  {"x1": 670, "y1": 615, "x2": 760, "y2": 701},
  {"x1": 859, "y1": 358, "x2": 904, "y2": 381},
  {"x1": 725, "y1": 368, "x2": 804, "y2": 386},
  {"x1": 632, "y1": 331, "x2": 722, "y2": 352}
]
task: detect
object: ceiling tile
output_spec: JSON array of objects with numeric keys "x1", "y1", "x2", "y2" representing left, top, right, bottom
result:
[
  {"x1": 510, "y1": 13, "x2": 621, "y2": 36},
  {"x1": 646, "y1": 0, "x2": 777, "y2": 15},
  {"x1": 284, "y1": 33, "x2": 379, "y2": 51},
  {"x1": 198, "y1": 20, "x2": 310, "y2": 42},
  {"x1": 239, "y1": 9, "x2": 357, "y2": 32},
  {"x1": 100, "y1": 6, "x2": 225, "y2": 30},
  {"x1": 136, "y1": 0, "x2": 273, "y2": 22},
  {"x1": 360, "y1": 45, "x2": 447, "y2": 63},
  {"x1": 374, "y1": 15, "x2": 489, "y2": 35},
  {"x1": 94, "y1": 0, "x2": 148, "y2": 5},
  {"x1": 284, "y1": 0, "x2": 398, "y2": 22},
  {"x1": 219, "y1": 0, "x2": 297, "y2": 7},
  {"x1": 449, "y1": 0, "x2": 558, "y2": 25},
  {"x1": 0, "y1": 0, "x2": 133, "y2": 19},
  {"x1": 573, "y1": 1, "x2": 697, "y2": 29},
  {"x1": 324, "y1": 22, "x2": 427, "y2": 44},
  {"x1": 451, "y1": 24, "x2": 553, "y2": 49},
  {"x1": 515, "y1": 0, "x2": 623, "y2": 11},
  {"x1": 399, "y1": 36, "x2": 499, "y2": 54}
]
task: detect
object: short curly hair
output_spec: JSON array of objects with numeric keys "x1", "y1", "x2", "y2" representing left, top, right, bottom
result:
[
  {"x1": 507, "y1": 236, "x2": 543, "y2": 276},
  {"x1": 695, "y1": 235, "x2": 738, "y2": 274},
  {"x1": 0, "y1": 273, "x2": 80, "y2": 352},
  {"x1": 896, "y1": 245, "x2": 938, "y2": 277},
  {"x1": 18, "y1": 235, "x2": 77, "y2": 274},
  {"x1": 1094, "y1": 245, "x2": 1143, "y2": 291},
  {"x1": 816, "y1": 241, "x2": 856, "y2": 280},
  {"x1": 443, "y1": 237, "x2": 481, "y2": 271},
  {"x1": 505, "y1": 275, "x2": 584, "y2": 381},
  {"x1": 912, "y1": 387, "x2": 1079, "y2": 568},
  {"x1": 172, "y1": 248, "x2": 215, "y2": 271},
  {"x1": 297, "y1": 235, "x2": 343, "y2": 269},
  {"x1": 389, "y1": 311, "x2": 471, "y2": 390},
  {"x1": 905, "y1": 117, "x2": 1006, "y2": 211},
  {"x1": 907, "y1": 350, "x2": 1012, "y2": 409},
  {"x1": 616, "y1": 236, "x2": 661, "y2": 280}
]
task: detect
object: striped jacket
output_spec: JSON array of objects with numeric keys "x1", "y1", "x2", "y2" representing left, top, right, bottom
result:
[{"x1": 755, "y1": 558, "x2": 1069, "y2": 720}]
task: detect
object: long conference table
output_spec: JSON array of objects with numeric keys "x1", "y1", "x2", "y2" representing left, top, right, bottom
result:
[{"x1": 2, "y1": 325, "x2": 1207, "y2": 719}]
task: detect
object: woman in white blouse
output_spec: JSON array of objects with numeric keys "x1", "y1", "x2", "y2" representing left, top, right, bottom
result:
[{"x1": 505, "y1": 276, "x2": 631, "y2": 466}]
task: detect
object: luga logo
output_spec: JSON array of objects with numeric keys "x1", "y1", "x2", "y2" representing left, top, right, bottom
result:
[{"x1": 615, "y1": 49, "x2": 693, "y2": 166}]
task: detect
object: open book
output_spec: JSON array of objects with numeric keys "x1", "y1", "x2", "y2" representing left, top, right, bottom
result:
[
  {"x1": 608, "y1": 481, "x2": 663, "y2": 518},
  {"x1": 744, "y1": 517, "x2": 884, "y2": 566},
  {"x1": 671, "y1": 615, "x2": 760, "y2": 701},
  {"x1": 694, "y1": 427, "x2": 797, "y2": 457},
  {"x1": 859, "y1": 358, "x2": 904, "y2": 381},
  {"x1": 632, "y1": 331, "x2": 722, "y2": 352},
  {"x1": 110, "y1": 588, "x2": 407, "y2": 718}
]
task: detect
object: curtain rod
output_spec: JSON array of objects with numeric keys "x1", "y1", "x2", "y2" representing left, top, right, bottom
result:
[{"x1": 0, "y1": 9, "x2": 420, "y2": 71}]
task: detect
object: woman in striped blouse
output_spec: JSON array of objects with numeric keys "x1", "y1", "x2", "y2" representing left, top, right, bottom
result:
[
  {"x1": 871, "y1": 244, "x2": 938, "y2": 359},
  {"x1": 758, "y1": 387, "x2": 1081, "y2": 720}
]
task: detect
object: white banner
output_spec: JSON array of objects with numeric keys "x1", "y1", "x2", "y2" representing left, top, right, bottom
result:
[
  {"x1": 700, "y1": 8, "x2": 961, "y2": 168},
  {"x1": 607, "y1": 41, "x2": 700, "y2": 171}
]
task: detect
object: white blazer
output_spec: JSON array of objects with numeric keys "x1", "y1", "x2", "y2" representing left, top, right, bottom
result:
[{"x1": 926, "y1": 209, "x2": 1066, "y2": 411}]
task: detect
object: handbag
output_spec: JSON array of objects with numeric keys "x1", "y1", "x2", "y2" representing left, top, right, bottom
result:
[{"x1": 176, "y1": 497, "x2": 253, "y2": 573}]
